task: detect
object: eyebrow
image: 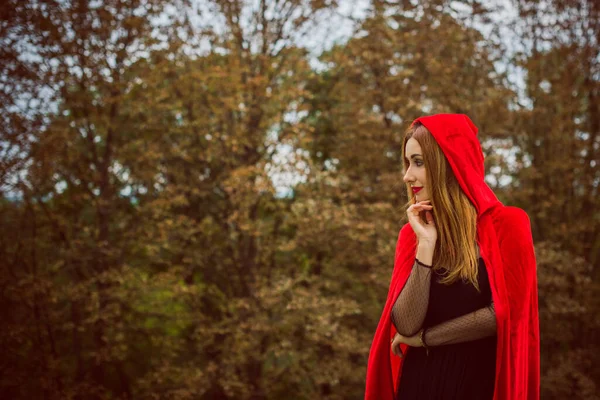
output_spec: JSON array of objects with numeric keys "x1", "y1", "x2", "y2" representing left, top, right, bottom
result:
[{"x1": 405, "y1": 154, "x2": 422, "y2": 160}]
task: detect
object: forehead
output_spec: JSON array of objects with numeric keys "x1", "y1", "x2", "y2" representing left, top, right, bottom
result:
[{"x1": 405, "y1": 138, "x2": 422, "y2": 155}]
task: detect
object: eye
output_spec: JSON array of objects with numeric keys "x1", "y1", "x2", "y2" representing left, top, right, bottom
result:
[{"x1": 414, "y1": 159, "x2": 424, "y2": 167}]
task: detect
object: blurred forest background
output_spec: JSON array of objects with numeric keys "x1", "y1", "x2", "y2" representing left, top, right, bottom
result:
[{"x1": 1, "y1": 0, "x2": 599, "y2": 399}]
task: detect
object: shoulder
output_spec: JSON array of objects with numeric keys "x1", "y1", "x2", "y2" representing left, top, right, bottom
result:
[
  {"x1": 396, "y1": 222, "x2": 416, "y2": 247},
  {"x1": 492, "y1": 206, "x2": 531, "y2": 232},
  {"x1": 399, "y1": 222, "x2": 413, "y2": 235},
  {"x1": 491, "y1": 206, "x2": 534, "y2": 247}
]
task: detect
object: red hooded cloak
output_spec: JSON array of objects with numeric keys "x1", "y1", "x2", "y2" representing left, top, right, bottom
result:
[{"x1": 364, "y1": 114, "x2": 540, "y2": 399}]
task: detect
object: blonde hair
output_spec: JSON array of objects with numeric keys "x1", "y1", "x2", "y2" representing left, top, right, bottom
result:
[{"x1": 402, "y1": 122, "x2": 481, "y2": 291}]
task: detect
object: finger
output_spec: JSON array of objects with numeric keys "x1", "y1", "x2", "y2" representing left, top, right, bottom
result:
[
  {"x1": 393, "y1": 342, "x2": 403, "y2": 358},
  {"x1": 408, "y1": 205, "x2": 432, "y2": 215},
  {"x1": 414, "y1": 205, "x2": 433, "y2": 211},
  {"x1": 408, "y1": 206, "x2": 432, "y2": 218},
  {"x1": 393, "y1": 342, "x2": 402, "y2": 358},
  {"x1": 425, "y1": 210, "x2": 435, "y2": 224},
  {"x1": 410, "y1": 204, "x2": 433, "y2": 211},
  {"x1": 413, "y1": 203, "x2": 433, "y2": 208}
]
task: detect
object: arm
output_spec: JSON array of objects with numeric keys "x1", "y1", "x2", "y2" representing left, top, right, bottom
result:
[
  {"x1": 390, "y1": 243, "x2": 435, "y2": 337},
  {"x1": 422, "y1": 302, "x2": 496, "y2": 346}
]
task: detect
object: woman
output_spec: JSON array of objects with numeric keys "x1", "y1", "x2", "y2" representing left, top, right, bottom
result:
[{"x1": 365, "y1": 114, "x2": 540, "y2": 400}]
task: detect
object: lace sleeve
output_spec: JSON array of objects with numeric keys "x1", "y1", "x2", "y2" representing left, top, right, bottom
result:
[
  {"x1": 423, "y1": 302, "x2": 496, "y2": 346},
  {"x1": 390, "y1": 259, "x2": 433, "y2": 337}
]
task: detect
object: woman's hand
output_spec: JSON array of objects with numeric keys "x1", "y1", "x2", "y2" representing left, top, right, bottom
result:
[
  {"x1": 407, "y1": 200, "x2": 437, "y2": 244},
  {"x1": 391, "y1": 331, "x2": 423, "y2": 357}
]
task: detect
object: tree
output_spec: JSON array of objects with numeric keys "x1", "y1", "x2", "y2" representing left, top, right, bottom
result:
[{"x1": 1, "y1": 0, "x2": 191, "y2": 398}]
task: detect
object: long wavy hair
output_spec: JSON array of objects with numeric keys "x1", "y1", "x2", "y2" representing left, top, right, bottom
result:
[{"x1": 402, "y1": 122, "x2": 481, "y2": 291}]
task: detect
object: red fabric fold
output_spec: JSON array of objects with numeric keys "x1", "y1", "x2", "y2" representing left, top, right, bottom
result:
[{"x1": 365, "y1": 114, "x2": 540, "y2": 400}]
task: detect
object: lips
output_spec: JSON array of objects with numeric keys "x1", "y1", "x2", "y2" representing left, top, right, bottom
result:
[{"x1": 412, "y1": 187, "x2": 423, "y2": 194}]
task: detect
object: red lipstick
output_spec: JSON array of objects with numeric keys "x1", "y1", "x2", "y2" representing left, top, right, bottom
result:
[{"x1": 412, "y1": 187, "x2": 423, "y2": 194}]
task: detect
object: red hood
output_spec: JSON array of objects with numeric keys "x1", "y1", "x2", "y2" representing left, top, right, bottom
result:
[
  {"x1": 364, "y1": 114, "x2": 540, "y2": 400},
  {"x1": 413, "y1": 114, "x2": 501, "y2": 216}
]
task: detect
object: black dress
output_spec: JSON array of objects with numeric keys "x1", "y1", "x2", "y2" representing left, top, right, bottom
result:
[{"x1": 393, "y1": 256, "x2": 497, "y2": 400}]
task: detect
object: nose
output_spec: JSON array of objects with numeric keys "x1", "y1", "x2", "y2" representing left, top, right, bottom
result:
[{"x1": 403, "y1": 166, "x2": 414, "y2": 184}]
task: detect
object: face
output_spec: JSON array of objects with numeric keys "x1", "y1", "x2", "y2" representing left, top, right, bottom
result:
[{"x1": 403, "y1": 138, "x2": 429, "y2": 201}]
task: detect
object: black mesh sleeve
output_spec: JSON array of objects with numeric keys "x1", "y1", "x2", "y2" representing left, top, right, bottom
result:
[
  {"x1": 423, "y1": 302, "x2": 496, "y2": 346},
  {"x1": 390, "y1": 259, "x2": 432, "y2": 337}
]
